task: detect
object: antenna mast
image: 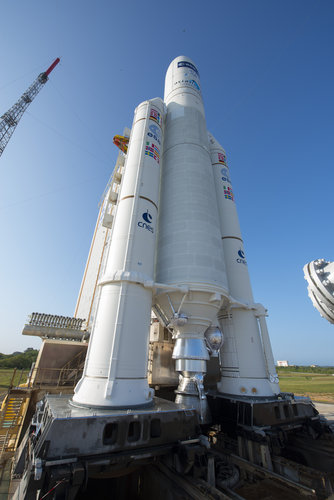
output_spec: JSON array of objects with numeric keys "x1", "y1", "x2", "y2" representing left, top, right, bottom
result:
[{"x1": 0, "y1": 58, "x2": 60, "y2": 158}]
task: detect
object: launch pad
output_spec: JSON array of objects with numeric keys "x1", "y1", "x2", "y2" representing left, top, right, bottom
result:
[
  {"x1": 208, "y1": 391, "x2": 319, "y2": 432},
  {"x1": 13, "y1": 395, "x2": 200, "y2": 498},
  {"x1": 29, "y1": 394, "x2": 199, "y2": 456},
  {"x1": 12, "y1": 391, "x2": 334, "y2": 499}
]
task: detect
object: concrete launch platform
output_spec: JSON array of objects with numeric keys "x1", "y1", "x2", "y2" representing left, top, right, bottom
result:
[
  {"x1": 314, "y1": 402, "x2": 334, "y2": 422},
  {"x1": 12, "y1": 394, "x2": 202, "y2": 499}
]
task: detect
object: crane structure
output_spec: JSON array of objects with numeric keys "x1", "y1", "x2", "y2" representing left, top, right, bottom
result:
[{"x1": 0, "y1": 57, "x2": 60, "y2": 158}]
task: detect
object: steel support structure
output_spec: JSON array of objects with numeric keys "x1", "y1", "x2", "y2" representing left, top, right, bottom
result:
[{"x1": 0, "y1": 58, "x2": 60, "y2": 157}]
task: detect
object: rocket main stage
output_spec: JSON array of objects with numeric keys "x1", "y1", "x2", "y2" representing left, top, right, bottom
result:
[{"x1": 13, "y1": 57, "x2": 334, "y2": 499}]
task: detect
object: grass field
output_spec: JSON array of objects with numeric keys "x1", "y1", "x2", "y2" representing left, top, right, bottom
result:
[
  {"x1": 0, "y1": 368, "x2": 333, "y2": 403},
  {"x1": 0, "y1": 368, "x2": 29, "y2": 394},
  {"x1": 278, "y1": 370, "x2": 334, "y2": 402}
]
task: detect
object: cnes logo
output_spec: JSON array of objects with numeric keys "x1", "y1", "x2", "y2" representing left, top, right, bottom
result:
[
  {"x1": 236, "y1": 249, "x2": 247, "y2": 265},
  {"x1": 138, "y1": 210, "x2": 154, "y2": 233}
]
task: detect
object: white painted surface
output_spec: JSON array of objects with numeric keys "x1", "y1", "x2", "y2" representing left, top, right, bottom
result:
[
  {"x1": 74, "y1": 202, "x2": 109, "y2": 326},
  {"x1": 73, "y1": 98, "x2": 165, "y2": 408},
  {"x1": 155, "y1": 57, "x2": 228, "y2": 335},
  {"x1": 208, "y1": 133, "x2": 279, "y2": 397},
  {"x1": 154, "y1": 56, "x2": 229, "y2": 420}
]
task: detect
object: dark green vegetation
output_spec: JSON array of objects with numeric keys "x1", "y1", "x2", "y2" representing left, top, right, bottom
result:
[
  {"x1": 277, "y1": 366, "x2": 334, "y2": 375},
  {"x1": 0, "y1": 349, "x2": 37, "y2": 393},
  {"x1": 0, "y1": 348, "x2": 38, "y2": 369},
  {"x1": 277, "y1": 366, "x2": 334, "y2": 402}
]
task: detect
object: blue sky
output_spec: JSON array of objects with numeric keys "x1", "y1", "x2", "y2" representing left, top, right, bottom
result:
[{"x1": 0, "y1": 0, "x2": 333, "y2": 364}]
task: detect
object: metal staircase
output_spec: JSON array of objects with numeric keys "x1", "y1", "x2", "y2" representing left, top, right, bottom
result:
[
  {"x1": 58, "y1": 349, "x2": 87, "y2": 386},
  {"x1": 0, "y1": 390, "x2": 30, "y2": 458},
  {"x1": 0, "y1": 348, "x2": 87, "y2": 463}
]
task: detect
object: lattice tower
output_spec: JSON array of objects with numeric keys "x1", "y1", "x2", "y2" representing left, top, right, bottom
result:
[{"x1": 0, "y1": 58, "x2": 60, "y2": 158}]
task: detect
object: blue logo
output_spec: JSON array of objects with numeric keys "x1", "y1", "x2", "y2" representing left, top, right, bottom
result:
[
  {"x1": 149, "y1": 124, "x2": 160, "y2": 137},
  {"x1": 138, "y1": 210, "x2": 154, "y2": 233},
  {"x1": 142, "y1": 210, "x2": 152, "y2": 223},
  {"x1": 236, "y1": 249, "x2": 247, "y2": 265},
  {"x1": 147, "y1": 124, "x2": 161, "y2": 145},
  {"x1": 189, "y1": 79, "x2": 200, "y2": 90},
  {"x1": 221, "y1": 167, "x2": 231, "y2": 183},
  {"x1": 177, "y1": 61, "x2": 199, "y2": 76},
  {"x1": 174, "y1": 78, "x2": 201, "y2": 92}
]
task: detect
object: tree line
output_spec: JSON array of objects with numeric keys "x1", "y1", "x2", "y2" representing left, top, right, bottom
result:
[
  {"x1": 0, "y1": 348, "x2": 39, "y2": 369},
  {"x1": 277, "y1": 365, "x2": 334, "y2": 374}
]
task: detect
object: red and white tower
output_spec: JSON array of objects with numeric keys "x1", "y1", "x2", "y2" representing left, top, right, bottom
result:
[{"x1": 0, "y1": 58, "x2": 60, "y2": 158}]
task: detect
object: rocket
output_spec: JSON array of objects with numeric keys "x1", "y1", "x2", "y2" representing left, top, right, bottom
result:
[{"x1": 73, "y1": 56, "x2": 280, "y2": 419}]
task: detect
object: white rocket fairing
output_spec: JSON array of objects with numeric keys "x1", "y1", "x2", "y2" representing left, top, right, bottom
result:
[{"x1": 73, "y1": 56, "x2": 279, "y2": 416}]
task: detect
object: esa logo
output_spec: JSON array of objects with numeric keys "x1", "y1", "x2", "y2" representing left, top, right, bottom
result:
[
  {"x1": 147, "y1": 124, "x2": 161, "y2": 145},
  {"x1": 138, "y1": 210, "x2": 154, "y2": 233},
  {"x1": 236, "y1": 249, "x2": 247, "y2": 265},
  {"x1": 221, "y1": 167, "x2": 231, "y2": 183}
]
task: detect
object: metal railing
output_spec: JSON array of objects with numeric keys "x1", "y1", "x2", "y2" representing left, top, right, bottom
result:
[
  {"x1": 27, "y1": 366, "x2": 84, "y2": 389},
  {"x1": 3, "y1": 366, "x2": 84, "y2": 391},
  {"x1": 28, "y1": 313, "x2": 85, "y2": 330},
  {"x1": 0, "y1": 363, "x2": 85, "y2": 462}
]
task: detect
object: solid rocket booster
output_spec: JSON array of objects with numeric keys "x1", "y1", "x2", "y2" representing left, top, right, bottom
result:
[
  {"x1": 154, "y1": 56, "x2": 229, "y2": 421},
  {"x1": 208, "y1": 134, "x2": 279, "y2": 396},
  {"x1": 73, "y1": 98, "x2": 164, "y2": 408}
]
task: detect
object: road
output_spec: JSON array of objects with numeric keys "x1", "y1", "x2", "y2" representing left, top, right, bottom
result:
[{"x1": 314, "y1": 402, "x2": 334, "y2": 424}]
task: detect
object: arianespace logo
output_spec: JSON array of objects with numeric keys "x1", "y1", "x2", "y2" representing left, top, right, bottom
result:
[
  {"x1": 174, "y1": 78, "x2": 201, "y2": 92},
  {"x1": 138, "y1": 210, "x2": 154, "y2": 233},
  {"x1": 189, "y1": 79, "x2": 200, "y2": 90},
  {"x1": 236, "y1": 249, "x2": 247, "y2": 265}
]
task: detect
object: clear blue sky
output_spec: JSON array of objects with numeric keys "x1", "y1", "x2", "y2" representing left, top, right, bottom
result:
[{"x1": 1, "y1": 0, "x2": 333, "y2": 365}]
